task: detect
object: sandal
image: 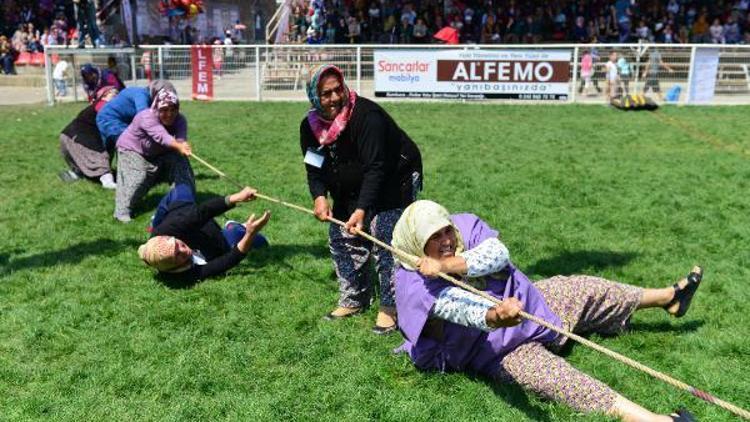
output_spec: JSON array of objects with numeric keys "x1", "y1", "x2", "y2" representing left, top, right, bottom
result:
[
  {"x1": 664, "y1": 266, "x2": 704, "y2": 318},
  {"x1": 671, "y1": 408, "x2": 697, "y2": 421},
  {"x1": 323, "y1": 307, "x2": 362, "y2": 321},
  {"x1": 371, "y1": 324, "x2": 397, "y2": 335}
]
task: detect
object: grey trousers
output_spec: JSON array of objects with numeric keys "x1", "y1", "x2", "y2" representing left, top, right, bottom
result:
[{"x1": 114, "y1": 150, "x2": 195, "y2": 218}]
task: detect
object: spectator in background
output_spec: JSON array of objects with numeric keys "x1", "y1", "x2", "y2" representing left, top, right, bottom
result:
[
  {"x1": 642, "y1": 48, "x2": 674, "y2": 101},
  {"x1": 413, "y1": 18, "x2": 429, "y2": 43},
  {"x1": 398, "y1": 16, "x2": 413, "y2": 43},
  {"x1": 347, "y1": 15, "x2": 362, "y2": 43},
  {"x1": 1, "y1": 35, "x2": 17, "y2": 75},
  {"x1": 573, "y1": 16, "x2": 588, "y2": 42},
  {"x1": 578, "y1": 48, "x2": 594, "y2": 95},
  {"x1": 635, "y1": 19, "x2": 652, "y2": 41},
  {"x1": 74, "y1": 0, "x2": 102, "y2": 48},
  {"x1": 605, "y1": 51, "x2": 619, "y2": 101},
  {"x1": 724, "y1": 16, "x2": 742, "y2": 43},
  {"x1": 692, "y1": 13, "x2": 709, "y2": 42},
  {"x1": 53, "y1": 58, "x2": 70, "y2": 97},
  {"x1": 709, "y1": 18, "x2": 726, "y2": 43}
]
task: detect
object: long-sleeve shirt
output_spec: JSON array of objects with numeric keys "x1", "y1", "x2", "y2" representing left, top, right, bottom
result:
[
  {"x1": 299, "y1": 96, "x2": 422, "y2": 220},
  {"x1": 116, "y1": 108, "x2": 187, "y2": 158},
  {"x1": 96, "y1": 87, "x2": 151, "y2": 142},
  {"x1": 152, "y1": 196, "x2": 245, "y2": 282}
]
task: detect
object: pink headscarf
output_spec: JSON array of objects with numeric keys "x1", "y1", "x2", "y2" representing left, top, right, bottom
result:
[
  {"x1": 306, "y1": 65, "x2": 357, "y2": 146},
  {"x1": 151, "y1": 88, "x2": 179, "y2": 111}
]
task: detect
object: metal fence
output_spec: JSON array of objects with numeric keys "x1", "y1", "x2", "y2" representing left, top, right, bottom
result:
[{"x1": 43, "y1": 43, "x2": 750, "y2": 105}]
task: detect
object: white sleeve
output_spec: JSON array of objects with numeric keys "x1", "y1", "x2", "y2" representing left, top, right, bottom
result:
[
  {"x1": 430, "y1": 287, "x2": 495, "y2": 332},
  {"x1": 459, "y1": 237, "x2": 510, "y2": 277}
]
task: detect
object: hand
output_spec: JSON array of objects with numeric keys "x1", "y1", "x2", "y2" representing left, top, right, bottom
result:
[
  {"x1": 244, "y1": 210, "x2": 271, "y2": 237},
  {"x1": 313, "y1": 196, "x2": 331, "y2": 222},
  {"x1": 229, "y1": 187, "x2": 257, "y2": 204},
  {"x1": 236, "y1": 211, "x2": 271, "y2": 253},
  {"x1": 173, "y1": 141, "x2": 192, "y2": 157},
  {"x1": 416, "y1": 257, "x2": 443, "y2": 278},
  {"x1": 485, "y1": 297, "x2": 523, "y2": 328},
  {"x1": 344, "y1": 208, "x2": 365, "y2": 235}
]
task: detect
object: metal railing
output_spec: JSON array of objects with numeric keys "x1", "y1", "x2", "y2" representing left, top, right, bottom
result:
[{"x1": 42, "y1": 43, "x2": 750, "y2": 106}]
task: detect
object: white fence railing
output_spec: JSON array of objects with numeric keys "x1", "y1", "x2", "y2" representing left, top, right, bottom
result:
[{"x1": 43, "y1": 43, "x2": 750, "y2": 106}]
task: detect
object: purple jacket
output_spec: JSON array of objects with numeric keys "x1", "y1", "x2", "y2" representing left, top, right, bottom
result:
[
  {"x1": 116, "y1": 108, "x2": 188, "y2": 158},
  {"x1": 394, "y1": 213, "x2": 562, "y2": 377}
]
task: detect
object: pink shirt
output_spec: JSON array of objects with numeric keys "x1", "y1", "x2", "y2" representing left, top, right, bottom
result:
[{"x1": 116, "y1": 109, "x2": 188, "y2": 157}]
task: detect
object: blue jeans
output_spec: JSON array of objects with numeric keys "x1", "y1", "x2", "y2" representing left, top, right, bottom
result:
[
  {"x1": 151, "y1": 184, "x2": 268, "y2": 250},
  {"x1": 54, "y1": 79, "x2": 67, "y2": 96}
]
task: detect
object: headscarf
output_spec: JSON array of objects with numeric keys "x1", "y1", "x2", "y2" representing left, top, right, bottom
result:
[
  {"x1": 391, "y1": 200, "x2": 465, "y2": 271},
  {"x1": 80, "y1": 63, "x2": 101, "y2": 99},
  {"x1": 151, "y1": 88, "x2": 179, "y2": 111},
  {"x1": 148, "y1": 79, "x2": 176, "y2": 99},
  {"x1": 93, "y1": 85, "x2": 118, "y2": 112},
  {"x1": 137, "y1": 236, "x2": 192, "y2": 273},
  {"x1": 306, "y1": 64, "x2": 357, "y2": 146}
]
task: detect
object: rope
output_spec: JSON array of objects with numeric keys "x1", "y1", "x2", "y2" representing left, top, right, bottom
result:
[{"x1": 190, "y1": 153, "x2": 750, "y2": 420}]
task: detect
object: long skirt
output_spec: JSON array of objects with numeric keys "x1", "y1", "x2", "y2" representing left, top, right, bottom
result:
[
  {"x1": 59, "y1": 133, "x2": 111, "y2": 178},
  {"x1": 496, "y1": 275, "x2": 643, "y2": 413}
]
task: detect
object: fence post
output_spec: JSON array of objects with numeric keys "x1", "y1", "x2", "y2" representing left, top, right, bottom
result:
[
  {"x1": 72, "y1": 55, "x2": 79, "y2": 102},
  {"x1": 130, "y1": 51, "x2": 137, "y2": 85},
  {"x1": 571, "y1": 46, "x2": 579, "y2": 103},
  {"x1": 356, "y1": 46, "x2": 362, "y2": 93},
  {"x1": 255, "y1": 45, "x2": 262, "y2": 101},
  {"x1": 158, "y1": 46, "x2": 164, "y2": 80},
  {"x1": 685, "y1": 46, "x2": 697, "y2": 104},
  {"x1": 44, "y1": 51, "x2": 54, "y2": 106}
]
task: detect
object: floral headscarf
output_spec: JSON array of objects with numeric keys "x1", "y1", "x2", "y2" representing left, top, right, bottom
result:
[
  {"x1": 391, "y1": 200, "x2": 466, "y2": 271},
  {"x1": 151, "y1": 88, "x2": 179, "y2": 111},
  {"x1": 306, "y1": 64, "x2": 357, "y2": 146},
  {"x1": 137, "y1": 236, "x2": 192, "y2": 273}
]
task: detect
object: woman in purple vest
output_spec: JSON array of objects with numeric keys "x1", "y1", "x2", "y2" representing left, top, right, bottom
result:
[{"x1": 391, "y1": 200, "x2": 702, "y2": 422}]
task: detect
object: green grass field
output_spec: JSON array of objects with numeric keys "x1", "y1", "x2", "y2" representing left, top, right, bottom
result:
[{"x1": 1, "y1": 101, "x2": 749, "y2": 421}]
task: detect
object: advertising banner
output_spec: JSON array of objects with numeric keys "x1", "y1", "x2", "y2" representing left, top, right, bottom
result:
[
  {"x1": 688, "y1": 47, "x2": 720, "y2": 104},
  {"x1": 374, "y1": 49, "x2": 571, "y2": 100},
  {"x1": 191, "y1": 46, "x2": 214, "y2": 101}
]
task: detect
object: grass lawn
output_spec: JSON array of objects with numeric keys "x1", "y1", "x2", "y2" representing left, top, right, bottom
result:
[{"x1": 0, "y1": 101, "x2": 749, "y2": 421}]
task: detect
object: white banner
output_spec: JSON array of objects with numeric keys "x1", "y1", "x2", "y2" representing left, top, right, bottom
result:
[
  {"x1": 689, "y1": 47, "x2": 720, "y2": 104},
  {"x1": 374, "y1": 49, "x2": 571, "y2": 100}
]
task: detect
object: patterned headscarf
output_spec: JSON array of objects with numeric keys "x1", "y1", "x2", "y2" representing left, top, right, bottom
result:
[
  {"x1": 148, "y1": 79, "x2": 176, "y2": 99},
  {"x1": 137, "y1": 236, "x2": 192, "y2": 273},
  {"x1": 80, "y1": 63, "x2": 101, "y2": 99},
  {"x1": 151, "y1": 88, "x2": 179, "y2": 111},
  {"x1": 306, "y1": 64, "x2": 357, "y2": 146},
  {"x1": 391, "y1": 200, "x2": 465, "y2": 271}
]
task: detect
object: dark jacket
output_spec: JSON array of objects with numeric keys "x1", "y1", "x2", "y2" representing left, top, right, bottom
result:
[
  {"x1": 300, "y1": 96, "x2": 422, "y2": 220},
  {"x1": 61, "y1": 105, "x2": 105, "y2": 152},
  {"x1": 152, "y1": 196, "x2": 246, "y2": 281}
]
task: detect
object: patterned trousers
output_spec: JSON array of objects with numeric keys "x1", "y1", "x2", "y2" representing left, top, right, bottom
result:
[
  {"x1": 115, "y1": 150, "x2": 195, "y2": 218},
  {"x1": 328, "y1": 208, "x2": 403, "y2": 309},
  {"x1": 496, "y1": 275, "x2": 643, "y2": 413}
]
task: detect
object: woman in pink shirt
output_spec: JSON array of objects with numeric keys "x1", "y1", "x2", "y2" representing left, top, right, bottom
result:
[{"x1": 114, "y1": 89, "x2": 195, "y2": 223}]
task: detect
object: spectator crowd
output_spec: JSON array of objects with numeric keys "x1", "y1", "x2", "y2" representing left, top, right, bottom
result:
[{"x1": 285, "y1": 0, "x2": 750, "y2": 44}]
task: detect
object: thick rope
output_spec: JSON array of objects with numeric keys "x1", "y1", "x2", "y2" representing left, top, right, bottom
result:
[{"x1": 190, "y1": 153, "x2": 750, "y2": 420}]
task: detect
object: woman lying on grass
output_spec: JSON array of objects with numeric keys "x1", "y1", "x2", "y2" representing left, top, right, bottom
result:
[
  {"x1": 391, "y1": 200, "x2": 703, "y2": 422},
  {"x1": 138, "y1": 184, "x2": 270, "y2": 283}
]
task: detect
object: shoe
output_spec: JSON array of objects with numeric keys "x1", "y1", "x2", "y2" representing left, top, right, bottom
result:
[
  {"x1": 372, "y1": 324, "x2": 397, "y2": 335},
  {"x1": 99, "y1": 173, "x2": 116, "y2": 189},
  {"x1": 58, "y1": 170, "x2": 80, "y2": 183},
  {"x1": 670, "y1": 408, "x2": 696, "y2": 421},
  {"x1": 323, "y1": 306, "x2": 362, "y2": 321},
  {"x1": 664, "y1": 266, "x2": 703, "y2": 318},
  {"x1": 113, "y1": 212, "x2": 132, "y2": 223}
]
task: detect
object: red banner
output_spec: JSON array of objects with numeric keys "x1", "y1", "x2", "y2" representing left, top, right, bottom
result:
[{"x1": 191, "y1": 46, "x2": 213, "y2": 101}]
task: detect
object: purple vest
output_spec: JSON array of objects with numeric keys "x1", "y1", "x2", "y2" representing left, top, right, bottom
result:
[{"x1": 394, "y1": 213, "x2": 562, "y2": 377}]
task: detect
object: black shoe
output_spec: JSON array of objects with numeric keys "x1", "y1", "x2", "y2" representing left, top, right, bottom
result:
[
  {"x1": 664, "y1": 266, "x2": 703, "y2": 318},
  {"x1": 671, "y1": 408, "x2": 697, "y2": 421}
]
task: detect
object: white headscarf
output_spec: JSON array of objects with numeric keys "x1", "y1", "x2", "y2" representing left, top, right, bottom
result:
[{"x1": 391, "y1": 200, "x2": 465, "y2": 270}]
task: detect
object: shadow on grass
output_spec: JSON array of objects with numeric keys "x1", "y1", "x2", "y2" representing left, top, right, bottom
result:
[
  {"x1": 0, "y1": 239, "x2": 141, "y2": 277},
  {"x1": 157, "y1": 242, "x2": 330, "y2": 290},
  {"x1": 526, "y1": 250, "x2": 638, "y2": 278},
  {"x1": 630, "y1": 319, "x2": 704, "y2": 334},
  {"x1": 470, "y1": 375, "x2": 553, "y2": 422}
]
